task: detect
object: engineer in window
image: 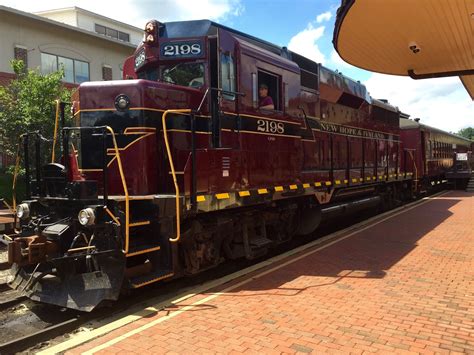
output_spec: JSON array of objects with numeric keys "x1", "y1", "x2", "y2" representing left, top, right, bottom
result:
[{"x1": 258, "y1": 83, "x2": 274, "y2": 110}]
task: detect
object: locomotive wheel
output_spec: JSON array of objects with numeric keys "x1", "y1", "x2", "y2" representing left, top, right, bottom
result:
[{"x1": 294, "y1": 205, "x2": 322, "y2": 236}]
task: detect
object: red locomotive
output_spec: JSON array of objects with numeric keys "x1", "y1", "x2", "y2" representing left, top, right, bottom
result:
[{"x1": 6, "y1": 20, "x2": 471, "y2": 311}]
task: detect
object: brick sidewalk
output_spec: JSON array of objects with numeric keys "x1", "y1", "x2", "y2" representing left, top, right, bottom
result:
[{"x1": 67, "y1": 191, "x2": 474, "y2": 354}]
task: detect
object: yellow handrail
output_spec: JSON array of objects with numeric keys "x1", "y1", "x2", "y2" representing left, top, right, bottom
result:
[
  {"x1": 162, "y1": 109, "x2": 191, "y2": 243},
  {"x1": 105, "y1": 126, "x2": 130, "y2": 253},
  {"x1": 51, "y1": 100, "x2": 60, "y2": 163}
]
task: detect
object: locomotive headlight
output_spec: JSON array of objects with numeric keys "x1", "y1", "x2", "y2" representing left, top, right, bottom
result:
[
  {"x1": 115, "y1": 94, "x2": 130, "y2": 111},
  {"x1": 78, "y1": 208, "x2": 95, "y2": 226},
  {"x1": 16, "y1": 203, "x2": 30, "y2": 219}
]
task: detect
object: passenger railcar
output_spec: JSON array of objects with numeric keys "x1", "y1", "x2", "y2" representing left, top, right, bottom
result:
[
  {"x1": 400, "y1": 118, "x2": 472, "y2": 192},
  {"x1": 6, "y1": 20, "x2": 425, "y2": 311}
]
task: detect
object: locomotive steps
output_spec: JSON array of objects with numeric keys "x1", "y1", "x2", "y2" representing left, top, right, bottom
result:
[{"x1": 466, "y1": 173, "x2": 474, "y2": 192}]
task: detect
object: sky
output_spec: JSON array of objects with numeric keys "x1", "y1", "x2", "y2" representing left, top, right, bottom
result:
[{"x1": 1, "y1": 0, "x2": 472, "y2": 132}]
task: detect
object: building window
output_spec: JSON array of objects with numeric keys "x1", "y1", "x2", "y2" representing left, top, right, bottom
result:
[
  {"x1": 118, "y1": 32, "x2": 130, "y2": 42},
  {"x1": 41, "y1": 53, "x2": 90, "y2": 84},
  {"x1": 95, "y1": 24, "x2": 106, "y2": 35},
  {"x1": 102, "y1": 66, "x2": 112, "y2": 81},
  {"x1": 74, "y1": 60, "x2": 90, "y2": 83},
  {"x1": 106, "y1": 28, "x2": 118, "y2": 39},
  {"x1": 58, "y1": 56, "x2": 74, "y2": 83},
  {"x1": 95, "y1": 23, "x2": 130, "y2": 42}
]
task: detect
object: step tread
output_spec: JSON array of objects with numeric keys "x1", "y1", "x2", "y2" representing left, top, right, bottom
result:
[
  {"x1": 127, "y1": 243, "x2": 161, "y2": 257},
  {"x1": 250, "y1": 236, "x2": 273, "y2": 248},
  {"x1": 129, "y1": 220, "x2": 152, "y2": 227},
  {"x1": 130, "y1": 269, "x2": 174, "y2": 288}
]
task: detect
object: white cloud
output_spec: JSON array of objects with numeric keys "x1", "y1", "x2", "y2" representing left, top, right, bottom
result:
[
  {"x1": 0, "y1": 0, "x2": 244, "y2": 27},
  {"x1": 316, "y1": 11, "x2": 332, "y2": 23},
  {"x1": 288, "y1": 23, "x2": 326, "y2": 64},
  {"x1": 365, "y1": 74, "x2": 474, "y2": 132},
  {"x1": 329, "y1": 50, "x2": 355, "y2": 70}
]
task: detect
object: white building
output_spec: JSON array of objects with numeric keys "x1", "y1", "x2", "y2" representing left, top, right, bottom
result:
[
  {"x1": 0, "y1": 5, "x2": 143, "y2": 87},
  {"x1": 34, "y1": 7, "x2": 143, "y2": 46}
]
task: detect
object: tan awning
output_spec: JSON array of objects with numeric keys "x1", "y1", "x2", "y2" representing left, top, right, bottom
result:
[{"x1": 333, "y1": 0, "x2": 474, "y2": 99}]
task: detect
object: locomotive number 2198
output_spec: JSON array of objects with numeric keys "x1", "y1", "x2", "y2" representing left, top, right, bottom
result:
[
  {"x1": 257, "y1": 120, "x2": 285, "y2": 134},
  {"x1": 162, "y1": 43, "x2": 201, "y2": 56}
]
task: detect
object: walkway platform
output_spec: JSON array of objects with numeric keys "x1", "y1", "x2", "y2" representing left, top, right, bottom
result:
[{"x1": 49, "y1": 191, "x2": 473, "y2": 354}]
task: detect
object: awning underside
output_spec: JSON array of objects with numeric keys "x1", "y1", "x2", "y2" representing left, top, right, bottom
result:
[{"x1": 334, "y1": 0, "x2": 474, "y2": 99}]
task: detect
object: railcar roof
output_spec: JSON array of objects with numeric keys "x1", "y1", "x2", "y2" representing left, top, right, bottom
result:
[{"x1": 400, "y1": 118, "x2": 473, "y2": 144}]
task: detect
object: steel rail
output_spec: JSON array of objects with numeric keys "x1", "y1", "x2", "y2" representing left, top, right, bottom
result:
[
  {"x1": 0, "y1": 294, "x2": 27, "y2": 311},
  {"x1": 0, "y1": 316, "x2": 84, "y2": 354}
]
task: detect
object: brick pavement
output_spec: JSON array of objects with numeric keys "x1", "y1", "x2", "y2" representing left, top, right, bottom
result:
[{"x1": 66, "y1": 191, "x2": 474, "y2": 354}]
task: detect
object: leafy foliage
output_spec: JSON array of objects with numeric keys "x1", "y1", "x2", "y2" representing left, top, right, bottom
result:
[
  {"x1": 0, "y1": 60, "x2": 73, "y2": 170},
  {"x1": 457, "y1": 127, "x2": 474, "y2": 141}
]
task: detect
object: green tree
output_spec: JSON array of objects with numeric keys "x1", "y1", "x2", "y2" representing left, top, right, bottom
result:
[
  {"x1": 0, "y1": 60, "x2": 73, "y2": 171},
  {"x1": 457, "y1": 127, "x2": 474, "y2": 140}
]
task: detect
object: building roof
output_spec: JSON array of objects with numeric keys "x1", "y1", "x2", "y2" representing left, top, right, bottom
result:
[
  {"x1": 333, "y1": 0, "x2": 474, "y2": 100},
  {"x1": 0, "y1": 5, "x2": 136, "y2": 49},
  {"x1": 34, "y1": 6, "x2": 142, "y2": 33}
]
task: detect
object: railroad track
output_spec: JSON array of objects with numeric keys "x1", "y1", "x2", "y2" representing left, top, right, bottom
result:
[
  {"x1": 0, "y1": 315, "x2": 87, "y2": 354},
  {"x1": 0, "y1": 282, "x2": 28, "y2": 311}
]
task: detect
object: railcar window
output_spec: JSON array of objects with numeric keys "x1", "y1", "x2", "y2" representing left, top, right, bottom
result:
[{"x1": 159, "y1": 62, "x2": 205, "y2": 88}]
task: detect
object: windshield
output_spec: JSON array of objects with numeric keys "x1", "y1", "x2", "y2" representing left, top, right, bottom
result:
[
  {"x1": 160, "y1": 62, "x2": 205, "y2": 88},
  {"x1": 137, "y1": 62, "x2": 205, "y2": 88}
]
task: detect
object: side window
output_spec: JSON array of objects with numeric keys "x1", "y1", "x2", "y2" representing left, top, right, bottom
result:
[
  {"x1": 220, "y1": 53, "x2": 235, "y2": 100},
  {"x1": 257, "y1": 70, "x2": 280, "y2": 111}
]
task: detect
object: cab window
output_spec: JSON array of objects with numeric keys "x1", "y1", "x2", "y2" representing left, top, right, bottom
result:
[
  {"x1": 257, "y1": 70, "x2": 280, "y2": 111},
  {"x1": 136, "y1": 62, "x2": 205, "y2": 88}
]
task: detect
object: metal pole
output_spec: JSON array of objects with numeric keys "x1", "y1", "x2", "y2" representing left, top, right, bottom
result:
[
  {"x1": 24, "y1": 135, "x2": 30, "y2": 199},
  {"x1": 60, "y1": 102, "x2": 66, "y2": 128},
  {"x1": 35, "y1": 133, "x2": 41, "y2": 196},
  {"x1": 102, "y1": 129, "x2": 108, "y2": 203},
  {"x1": 190, "y1": 112, "x2": 197, "y2": 211},
  {"x1": 62, "y1": 129, "x2": 69, "y2": 178},
  {"x1": 60, "y1": 102, "x2": 67, "y2": 174}
]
